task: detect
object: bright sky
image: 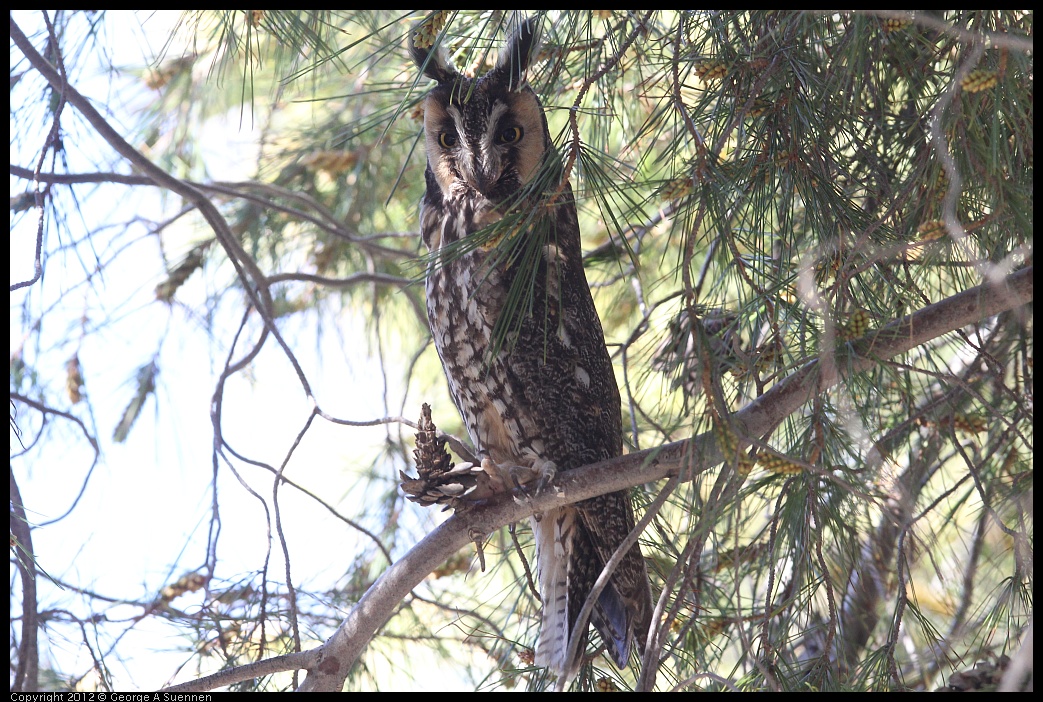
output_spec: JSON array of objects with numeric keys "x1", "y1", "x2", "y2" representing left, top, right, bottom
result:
[{"x1": 10, "y1": 10, "x2": 472, "y2": 691}]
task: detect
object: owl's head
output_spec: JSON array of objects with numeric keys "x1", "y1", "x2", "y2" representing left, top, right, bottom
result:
[{"x1": 411, "y1": 18, "x2": 549, "y2": 205}]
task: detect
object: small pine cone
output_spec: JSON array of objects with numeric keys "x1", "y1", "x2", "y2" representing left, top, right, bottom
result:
[
  {"x1": 759, "y1": 451, "x2": 803, "y2": 475},
  {"x1": 952, "y1": 413, "x2": 987, "y2": 434},
  {"x1": 66, "y1": 354, "x2": 84, "y2": 404},
  {"x1": 744, "y1": 98, "x2": 771, "y2": 117},
  {"x1": 695, "y1": 60, "x2": 729, "y2": 81},
  {"x1": 713, "y1": 417, "x2": 738, "y2": 457},
  {"x1": 160, "y1": 572, "x2": 210, "y2": 602},
  {"x1": 156, "y1": 241, "x2": 211, "y2": 303},
  {"x1": 937, "y1": 655, "x2": 1010, "y2": 692},
  {"x1": 400, "y1": 403, "x2": 482, "y2": 510},
  {"x1": 815, "y1": 251, "x2": 842, "y2": 285},
  {"x1": 736, "y1": 451, "x2": 755, "y2": 477},
  {"x1": 753, "y1": 342, "x2": 778, "y2": 375},
  {"x1": 660, "y1": 176, "x2": 695, "y2": 202},
  {"x1": 413, "y1": 402, "x2": 453, "y2": 476},
  {"x1": 300, "y1": 149, "x2": 359, "y2": 176},
  {"x1": 413, "y1": 11, "x2": 451, "y2": 50},
  {"x1": 838, "y1": 308, "x2": 871, "y2": 341},
  {"x1": 694, "y1": 617, "x2": 728, "y2": 645},
  {"x1": 710, "y1": 413, "x2": 754, "y2": 476},
  {"x1": 917, "y1": 219, "x2": 947, "y2": 242},
  {"x1": 715, "y1": 541, "x2": 767, "y2": 572},
  {"x1": 961, "y1": 68, "x2": 999, "y2": 94}
]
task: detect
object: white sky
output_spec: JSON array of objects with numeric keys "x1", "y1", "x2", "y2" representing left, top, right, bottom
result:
[{"x1": 10, "y1": 10, "x2": 474, "y2": 691}]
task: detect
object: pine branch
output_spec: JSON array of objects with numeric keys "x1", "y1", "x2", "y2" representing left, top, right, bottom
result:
[{"x1": 163, "y1": 264, "x2": 1030, "y2": 692}]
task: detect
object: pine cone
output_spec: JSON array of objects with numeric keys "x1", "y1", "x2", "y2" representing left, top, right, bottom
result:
[{"x1": 400, "y1": 403, "x2": 483, "y2": 511}]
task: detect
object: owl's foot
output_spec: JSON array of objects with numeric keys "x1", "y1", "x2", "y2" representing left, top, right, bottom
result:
[
  {"x1": 530, "y1": 458, "x2": 558, "y2": 496},
  {"x1": 479, "y1": 457, "x2": 530, "y2": 495},
  {"x1": 480, "y1": 457, "x2": 559, "y2": 521},
  {"x1": 503, "y1": 459, "x2": 558, "y2": 495},
  {"x1": 517, "y1": 459, "x2": 560, "y2": 522}
]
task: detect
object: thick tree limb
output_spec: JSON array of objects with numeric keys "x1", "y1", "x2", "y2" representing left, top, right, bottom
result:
[
  {"x1": 160, "y1": 265, "x2": 1032, "y2": 692},
  {"x1": 290, "y1": 267, "x2": 1029, "y2": 691}
]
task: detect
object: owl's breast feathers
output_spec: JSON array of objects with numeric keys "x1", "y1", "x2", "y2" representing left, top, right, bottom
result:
[{"x1": 423, "y1": 186, "x2": 619, "y2": 469}]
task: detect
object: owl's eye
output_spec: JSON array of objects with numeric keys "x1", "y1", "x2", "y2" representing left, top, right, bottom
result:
[
  {"x1": 497, "y1": 126, "x2": 523, "y2": 144},
  {"x1": 438, "y1": 132, "x2": 458, "y2": 149}
]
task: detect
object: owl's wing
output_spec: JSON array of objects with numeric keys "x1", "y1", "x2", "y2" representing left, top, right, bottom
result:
[
  {"x1": 504, "y1": 193, "x2": 653, "y2": 672},
  {"x1": 503, "y1": 190, "x2": 623, "y2": 470}
]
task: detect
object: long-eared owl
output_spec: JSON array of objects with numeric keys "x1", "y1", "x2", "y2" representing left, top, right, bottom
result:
[{"x1": 410, "y1": 16, "x2": 653, "y2": 681}]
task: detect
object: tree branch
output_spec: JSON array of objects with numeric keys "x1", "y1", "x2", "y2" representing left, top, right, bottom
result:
[
  {"x1": 161, "y1": 265, "x2": 1033, "y2": 692},
  {"x1": 9, "y1": 16, "x2": 317, "y2": 400},
  {"x1": 9, "y1": 165, "x2": 417, "y2": 261},
  {"x1": 10, "y1": 468, "x2": 39, "y2": 692}
]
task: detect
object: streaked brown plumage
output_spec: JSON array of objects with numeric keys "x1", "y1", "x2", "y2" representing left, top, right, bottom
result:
[{"x1": 410, "y1": 16, "x2": 653, "y2": 681}]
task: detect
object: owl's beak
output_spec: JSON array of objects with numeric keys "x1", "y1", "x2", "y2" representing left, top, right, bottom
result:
[
  {"x1": 472, "y1": 170, "x2": 500, "y2": 198},
  {"x1": 461, "y1": 154, "x2": 503, "y2": 199}
]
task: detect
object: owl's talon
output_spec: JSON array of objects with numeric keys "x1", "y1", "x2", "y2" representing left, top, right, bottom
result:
[
  {"x1": 532, "y1": 458, "x2": 559, "y2": 496},
  {"x1": 481, "y1": 457, "x2": 540, "y2": 499},
  {"x1": 511, "y1": 459, "x2": 559, "y2": 522},
  {"x1": 508, "y1": 464, "x2": 536, "y2": 491},
  {"x1": 480, "y1": 457, "x2": 500, "y2": 481}
]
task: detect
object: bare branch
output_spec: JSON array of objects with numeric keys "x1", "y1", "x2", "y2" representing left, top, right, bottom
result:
[
  {"x1": 10, "y1": 16, "x2": 315, "y2": 401},
  {"x1": 849, "y1": 11, "x2": 1035, "y2": 51},
  {"x1": 9, "y1": 469, "x2": 39, "y2": 692},
  {"x1": 158, "y1": 265, "x2": 1033, "y2": 693},
  {"x1": 10, "y1": 393, "x2": 101, "y2": 527}
]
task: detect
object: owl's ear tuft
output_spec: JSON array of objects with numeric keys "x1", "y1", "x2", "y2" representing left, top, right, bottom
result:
[
  {"x1": 496, "y1": 16, "x2": 541, "y2": 91},
  {"x1": 410, "y1": 23, "x2": 458, "y2": 85}
]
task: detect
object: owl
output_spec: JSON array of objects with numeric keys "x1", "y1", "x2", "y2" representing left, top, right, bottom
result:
[{"x1": 410, "y1": 16, "x2": 654, "y2": 682}]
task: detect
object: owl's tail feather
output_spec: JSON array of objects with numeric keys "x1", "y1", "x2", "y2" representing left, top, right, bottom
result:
[
  {"x1": 590, "y1": 583, "x2": 633, "y2": 667},
  {"x1": 533, "y1": 507, "x2": 581, "y2": 680}
]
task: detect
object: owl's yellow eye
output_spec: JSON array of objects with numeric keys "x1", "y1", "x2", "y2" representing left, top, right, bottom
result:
[
  {"x1": 438, "y1": 132, "x2": 457, "y2": 149},
  {"x1": 498, "y1": 126, "x2": 523, "y2": 144}
]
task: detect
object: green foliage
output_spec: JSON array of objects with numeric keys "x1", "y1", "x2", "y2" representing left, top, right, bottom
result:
[{"x1": 9, "y1": 10, "x2": 1032, "y2": 693}]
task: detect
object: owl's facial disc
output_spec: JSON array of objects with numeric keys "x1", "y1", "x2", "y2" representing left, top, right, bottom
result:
[{"x1": 423, "y1": 83, "x2": 546, "y2": 204}]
